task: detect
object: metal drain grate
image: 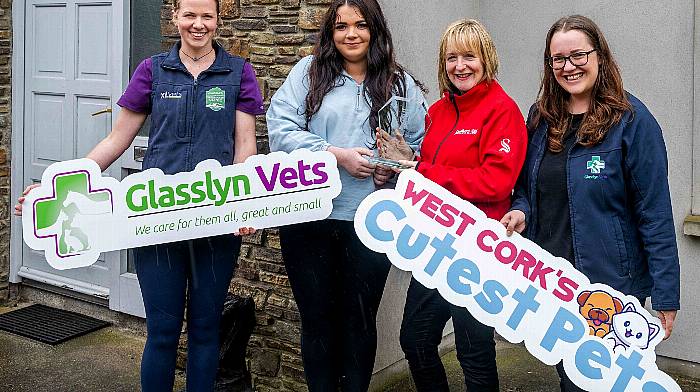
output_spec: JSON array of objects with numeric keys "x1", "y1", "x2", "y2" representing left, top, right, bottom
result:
[{"x1": 0, "y1": 304, "x2": 110, "y2": 345}]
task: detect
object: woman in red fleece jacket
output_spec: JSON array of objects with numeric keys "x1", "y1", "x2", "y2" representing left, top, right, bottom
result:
[{"x1": 391, "y1": 19, "x2": 527, "y2": 392}]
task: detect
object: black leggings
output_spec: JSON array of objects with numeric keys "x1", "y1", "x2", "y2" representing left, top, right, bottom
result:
[
  {"x1": 400, "y1": 278, "x2": 499, "y2": 392},
  {"x1": 280, "y1": 219, "x2": 391, "y2": 392}
]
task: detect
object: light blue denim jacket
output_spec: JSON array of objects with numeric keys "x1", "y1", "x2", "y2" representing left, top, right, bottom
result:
[{"x1": 267, "y1": 55, "x2": 427, "y2": 220}]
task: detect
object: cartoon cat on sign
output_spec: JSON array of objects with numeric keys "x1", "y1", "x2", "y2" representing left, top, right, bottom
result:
[{"x1": 607, "y1": 302, "x2": 661, "y2": 352}]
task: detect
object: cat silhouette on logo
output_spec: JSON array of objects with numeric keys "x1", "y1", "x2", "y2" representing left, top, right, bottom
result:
[{"x1": 607, "y1": 302, "x2": 660, "y2": 352}]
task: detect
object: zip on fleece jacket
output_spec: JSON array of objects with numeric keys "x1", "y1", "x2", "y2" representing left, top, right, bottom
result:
[
  {"x1": 416, "y1": 80, "x2": 527, "y2": 220},
  {"x1": 430, "y1": 93, "x2": 461, "y2": 165}
]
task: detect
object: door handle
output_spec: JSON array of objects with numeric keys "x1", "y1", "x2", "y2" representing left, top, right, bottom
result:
[{"x1": 91, "y1": 107, "x2": 112, "y2": 116}]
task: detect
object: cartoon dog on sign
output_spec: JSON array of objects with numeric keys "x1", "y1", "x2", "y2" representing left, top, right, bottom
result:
[{"x1": 577, "y1": 290, "x2": 623, "y2": 337}]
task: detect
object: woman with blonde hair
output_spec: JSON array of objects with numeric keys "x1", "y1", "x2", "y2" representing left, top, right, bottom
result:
[{"x1": 396, "y1": 19, "x2": 527, "y2": 391}]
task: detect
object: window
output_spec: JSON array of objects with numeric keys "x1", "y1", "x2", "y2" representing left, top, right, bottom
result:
[{"x1": 130, "y1": 0, "x2": 162, "y2": 137}]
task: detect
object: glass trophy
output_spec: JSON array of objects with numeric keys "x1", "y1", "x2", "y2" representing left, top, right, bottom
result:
[{"x1": 368, "y1": 95, "x2": 415, "y2": 169}]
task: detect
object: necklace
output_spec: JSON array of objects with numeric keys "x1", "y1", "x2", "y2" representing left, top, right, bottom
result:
[{"x1": 180, "y1": 47, "x2": 214, "y2": 62}]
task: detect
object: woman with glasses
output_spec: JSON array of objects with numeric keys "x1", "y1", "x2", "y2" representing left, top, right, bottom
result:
[
  {"x1": 392, "y1": 19, "x2": 527, "y2": 392},
  {"x1": 500, "y1": 15, "x2": 681, "y2": 392}
]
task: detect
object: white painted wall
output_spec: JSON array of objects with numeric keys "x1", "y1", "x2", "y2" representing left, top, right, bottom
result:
[
  {"x1": 375, "y1": 0, "x2": 700, "y2": 378},
  {"x1": 371, "y1": 0, "x2": 478, "y2": 381},
  {"x1": 480, "y1": 0, "x2": 699, "y2": 364}
]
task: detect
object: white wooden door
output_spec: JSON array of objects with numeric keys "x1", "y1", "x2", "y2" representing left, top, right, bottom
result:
[{"x1": 18, "y1": 0, "x2": 144, "y2": 316}]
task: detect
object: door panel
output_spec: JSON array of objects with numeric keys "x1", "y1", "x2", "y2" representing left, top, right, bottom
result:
[
  {"x1": 22, "y1": 0, "x2": 115, "y2": 296},
  {"x1": 31, "y1": 94, "x2": 66, "y2": 165},
  {"x1": 77, "y1": 4, "x2": 111, "y2": 81},
  {"x1": 76, "y1": 97, "x2": 112, "y2": 157},
  {"x1": 33, "y1": 5, "x2": 66, "y2": 76}
]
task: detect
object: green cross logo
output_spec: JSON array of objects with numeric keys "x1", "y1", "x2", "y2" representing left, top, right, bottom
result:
[
  {"x1": 205, "y1": 87, "x2": 226, "y2": 111},
  {"x1": 586, "y1": 156, "x2": 606, "y2": 174},
  {"x1": 34, "y1": 171, "x2": 112, "y2": 257}
]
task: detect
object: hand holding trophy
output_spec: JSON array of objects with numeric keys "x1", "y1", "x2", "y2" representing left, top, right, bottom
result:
[
  {"x1": 370, "y1": 96, "x2": 419, "y2": 186},
  {"x1": 376, "y1": 127, "x2": 414, "y2": 162},
  {"x1": 368, "y1": 96, "x2": 417, "y2": 169}
]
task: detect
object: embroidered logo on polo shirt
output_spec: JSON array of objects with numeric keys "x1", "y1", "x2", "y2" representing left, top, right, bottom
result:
[
  {"x1": 205, "y1": 87, "x2": 226, "y2": 112},
  {"x1": 161, "y1": 91, "x2": 182, "y2": 99},
  {"x1": 454, "y1": 129, "x2": 478, "y2": 135}
]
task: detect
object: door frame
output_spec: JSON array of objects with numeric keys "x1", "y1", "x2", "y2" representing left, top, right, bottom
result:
[{"x1": 9, "y1": 0, "x2": 143, "y2": 316}]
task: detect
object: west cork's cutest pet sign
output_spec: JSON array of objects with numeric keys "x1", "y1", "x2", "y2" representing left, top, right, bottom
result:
[
  {"x1": 354, "y1": 169, "x2": 679, "y2": 392},
  {"x1": 22, "y1": 150, "x2": 341, "y2": 270}
]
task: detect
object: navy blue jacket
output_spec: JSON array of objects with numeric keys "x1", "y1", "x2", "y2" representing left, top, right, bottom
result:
[
  {"x1": 144, "y1": 42, "x2": 244, "y2": 174},
  {"x1": 511, "y1": 94, "x2": 680, "y2": 310}
]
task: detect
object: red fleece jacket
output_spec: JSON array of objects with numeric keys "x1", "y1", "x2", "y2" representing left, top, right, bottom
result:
[{"x1": 417, "y1": 80, "x2": 527, "y2": 220}]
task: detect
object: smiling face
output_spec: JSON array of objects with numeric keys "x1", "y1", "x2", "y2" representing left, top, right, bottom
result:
[
  {"x1": 437, "y1": 20, "x2": 498, "y2": 95},
  {"x1": 549, "y1": 29, "x2": 599, "y2": 111},
  {"x1": 173, "y1": 0, "x2": 218, "y2": 55},
  {"x1": 333, "y1": 5, "x2": 370, "y2": 65},
  {"x1": 611, "y1": 303, "x2": 660, "y2": 350},
  {"x1": 445, "y1": 45, "x2": 484, "y2": 94}
]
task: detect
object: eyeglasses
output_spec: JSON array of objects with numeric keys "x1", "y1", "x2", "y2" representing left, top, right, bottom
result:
[{"x1": 546, "y1": 49, "x2": 596, "y2": 70}]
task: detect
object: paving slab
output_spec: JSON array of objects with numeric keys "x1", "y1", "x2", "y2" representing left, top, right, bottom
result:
[
  {"x1": 381, "y1": 338, "x2": 700, "y2": 392},
  {"x1": 2, "y1": 304, "x2": 699, "y2": 391},
  {"x1": 0, "y1": 305, "x2": 185, "y2": 392}
]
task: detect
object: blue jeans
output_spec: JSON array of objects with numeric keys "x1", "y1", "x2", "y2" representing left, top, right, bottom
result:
[
  {"x1": 280, "y1": 219, "x2": 391, "y2": 392},
  {"x1": 400, "y1": 278, "x2": 499, "y2": 392},
  {"x1": 135, "y1": 234, "x2": 241, "y2": 392}
]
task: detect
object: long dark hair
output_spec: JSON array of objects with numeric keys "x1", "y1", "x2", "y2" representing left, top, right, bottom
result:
[
  {"x1": 532, "y1": 15, "x2": 631, "y2": 152},
  {"x1": 305, "y1": 0, "x2": 423, "y2": 132}
]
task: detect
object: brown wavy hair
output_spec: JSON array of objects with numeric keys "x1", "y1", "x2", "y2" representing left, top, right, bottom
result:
[
  {"x1": 305, "y1": 0, "x2": 423, "y2": 133},
  {"x1": 532, "y1": 15, "x2": 631, "y2": 152}
]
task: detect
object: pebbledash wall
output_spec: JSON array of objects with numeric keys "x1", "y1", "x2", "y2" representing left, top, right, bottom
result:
[{"x1": 0, "y1": 0, "x2": 10, "y2": 303}]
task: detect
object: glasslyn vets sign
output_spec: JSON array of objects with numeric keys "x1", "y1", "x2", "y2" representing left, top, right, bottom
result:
[
  {"x1": 22, "y1": 150, "x2": 341, "y2": 270},
  {"x1": 354, "y1": 170, "x2": 680, "y2": 392}
]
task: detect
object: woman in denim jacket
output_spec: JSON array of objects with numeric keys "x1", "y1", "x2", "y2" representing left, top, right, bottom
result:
[{"x1": 500, "y1": 15, "x2": 680, "y2": 392}]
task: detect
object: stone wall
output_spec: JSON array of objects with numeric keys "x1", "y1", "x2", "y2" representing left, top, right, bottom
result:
[
  {"x1": 160, "y1": 1, "x2": 328, "y2": 390},
  {"x1": 0, "y1": 0, "x2": 12, "y2": 304},
  {"x1": 222, "y1": 2, "x2": 327, "y2": 390}
]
